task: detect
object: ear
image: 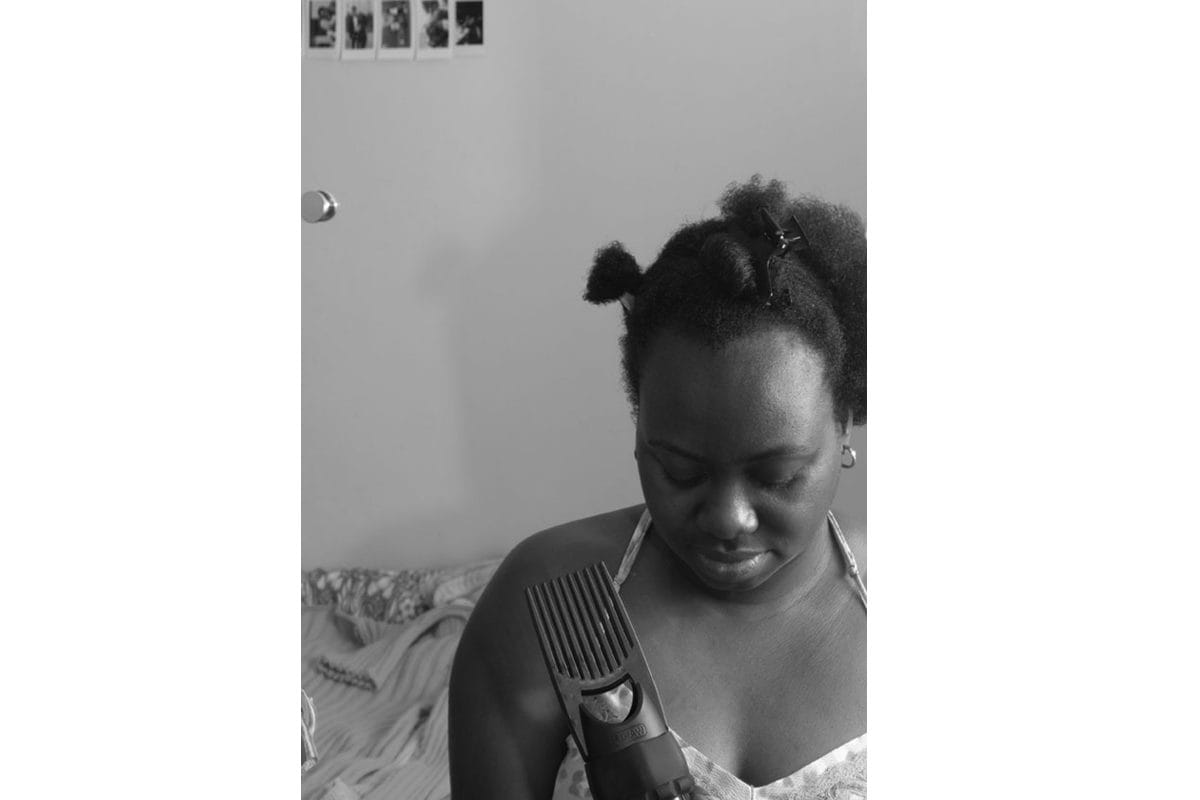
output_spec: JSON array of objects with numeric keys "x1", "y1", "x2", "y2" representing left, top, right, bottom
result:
[{"x1": 838, "y1": 412, "x2": 855, "y2": 443}]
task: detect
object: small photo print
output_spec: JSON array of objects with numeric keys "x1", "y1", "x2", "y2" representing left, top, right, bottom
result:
[
  {"x1": 378, "y1": 0, "x2": 414, "y2": 60},
  {"x1": 305, "y1": 0, "x2": 339, "y2": 58},
  {"x1": 454, "y1": 1, "x2": 484, "y2": 55},
  {"x1": 341, "y1": 0, "x2": 376, "y2": 59},
  {"x1": 416, "y1": 0, "x2": 451, "y2": 60}
]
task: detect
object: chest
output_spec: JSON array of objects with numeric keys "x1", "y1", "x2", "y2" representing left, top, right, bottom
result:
[{"x1": 627, "y1": 592, "x2": 867, "y2": 787}]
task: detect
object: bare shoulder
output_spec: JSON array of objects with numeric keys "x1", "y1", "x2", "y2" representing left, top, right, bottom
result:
[
  {"x1": 452, "y1": 503, "x2": 643, "y2": 706},
  {"x1": 460, "y1": 503, "x2": 643, "y2": 663},
  {"x1": 831, "y1": 505, "x2": 867, "y2": 582},
  {"x1": 447, "y1": 505, "x2": 645, "y2": 798},
  {"x1": 464, "y1": 504, "x2": 642, "y2": 632},
  {"x1": 507, "y1": 504, "x2": 645, "y2": 582}
]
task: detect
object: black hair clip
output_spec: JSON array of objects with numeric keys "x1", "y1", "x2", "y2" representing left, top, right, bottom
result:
[{"x1": 756, "y1": 208, "x2": 810, "y2": 301}]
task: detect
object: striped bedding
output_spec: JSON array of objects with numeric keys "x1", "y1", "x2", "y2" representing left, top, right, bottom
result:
[{"x1": 301, "y1": 560, "x2": 500, "y2": 800}]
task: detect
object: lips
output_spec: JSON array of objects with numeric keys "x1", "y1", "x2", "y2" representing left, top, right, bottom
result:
[
  {"x1": 696, "y1": 549, "x2": 767, "y2": 563},
  {"x1": 690, "y1": 548, "x2": 771, "y2": 586}
]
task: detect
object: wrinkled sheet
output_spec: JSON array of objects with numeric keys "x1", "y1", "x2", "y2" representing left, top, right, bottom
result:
[{"x1": 300, "y1": 561, "x2": 498, "y2": 800}]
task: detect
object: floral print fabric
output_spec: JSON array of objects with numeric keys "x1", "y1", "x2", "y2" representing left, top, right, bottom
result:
[
  {"x1": 552, "y1": 733, "x2": 867, "y2": 800},
  {"x1": 303, "y1": 567, "x2": 440, "y2": 625},
  {"x1": 551, "y1": 509, "x2": 867, "y2": 799},
  {"x1": 302, "y1": 561, "x2": 502, "y2": 625}
]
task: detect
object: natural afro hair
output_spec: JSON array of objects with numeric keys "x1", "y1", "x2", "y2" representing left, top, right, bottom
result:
[
  {"x1": 584, "y1": 242, "x2": 643, "y2": 304},
  {"x1": 584, "y1": 175, "x2": 867, "y2": 425}
]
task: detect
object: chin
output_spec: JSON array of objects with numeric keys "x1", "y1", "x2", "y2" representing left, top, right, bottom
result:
[{"x1": 694, "y1": 572, "x2": 772, "y2": 595}]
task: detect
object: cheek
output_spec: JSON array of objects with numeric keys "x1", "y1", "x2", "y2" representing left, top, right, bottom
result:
[
  {"x1": 636, "y1": 453, "x2": 842, "y2": 538},
  {"x1": 762, "y1": 459, "x2": 843, "y2": 541},
  {"x1": 807, "y1": 455, "x2": 843, "y2": 505},
  {"x1": 774, "y1": 456, "x2": 841, "y2": 513},
  {"x1": 635, "y1": 458, "x2": 690, "y2": 523}
]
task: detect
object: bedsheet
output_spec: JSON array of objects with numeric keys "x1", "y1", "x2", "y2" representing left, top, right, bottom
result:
[{"x1": 301, "y1": 560, "x2": 499, "y2": 800}]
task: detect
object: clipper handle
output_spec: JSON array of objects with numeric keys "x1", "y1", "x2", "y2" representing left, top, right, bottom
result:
[{"x1": 583, "y1": 732, "x2": 694, "y2": 800}]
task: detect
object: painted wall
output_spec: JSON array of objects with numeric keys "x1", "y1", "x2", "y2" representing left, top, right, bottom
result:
[{"x1": 302, "y1": 0, "x2": 866, "y2": 570}]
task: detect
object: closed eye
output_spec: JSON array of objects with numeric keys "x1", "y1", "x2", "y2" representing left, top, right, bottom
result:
[
  {"x1": 763, "y1": 475, "x2": 803, "y2": 490},
  {"x1": 753, "y1": 470, "x2": 806, "y2": 491},
  {"x1": 649, "y1": 455, "x2": 706, "y2": 489},
  {"x1": 662, "y1": 468, "x2": 706, "y2": 489}
]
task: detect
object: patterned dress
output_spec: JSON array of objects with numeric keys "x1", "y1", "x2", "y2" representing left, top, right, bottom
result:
[{"x1": 550, "y1": 510, "x2": 868, "y2": 800}]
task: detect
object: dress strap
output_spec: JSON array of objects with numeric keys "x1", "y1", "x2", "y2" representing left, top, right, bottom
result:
[
  {"x1": 612, "y1": 508, "x2": 653, "y2": 590},
  {"x1": 828, "y1": 511, "x2": 868, "y2": 611}
]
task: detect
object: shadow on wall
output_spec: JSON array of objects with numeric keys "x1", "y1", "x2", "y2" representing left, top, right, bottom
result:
[
  {"x1": 302, "y1": 0, "x2": 866, "y2": 570},
  {"x1": 308, "y1": 184, "x2": 867, "y2": 570},
  {"x1": 395, "y1": 203, "x2": 867, "y2": 570},
  {"x1": 400, "y1": 214, "x2": 640, "y2": 567}
]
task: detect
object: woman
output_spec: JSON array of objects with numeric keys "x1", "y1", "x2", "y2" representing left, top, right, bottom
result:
[{"x1": 448, "y1": 176, "x2": 867, "y2": 799}]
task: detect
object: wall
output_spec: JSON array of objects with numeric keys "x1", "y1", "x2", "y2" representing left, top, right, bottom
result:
[{"x1": 302, "y1": 0, "x2": 867, "y2": 570}]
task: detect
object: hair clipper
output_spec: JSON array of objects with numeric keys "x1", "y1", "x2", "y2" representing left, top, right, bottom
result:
[{"x1": 526, "y1": 562, "x2": 695, "y2": 800}]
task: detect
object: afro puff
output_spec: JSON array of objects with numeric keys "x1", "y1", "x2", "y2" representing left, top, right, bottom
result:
[{"x1": 584, "y1": 242, "x2": 644, "y2": 305}]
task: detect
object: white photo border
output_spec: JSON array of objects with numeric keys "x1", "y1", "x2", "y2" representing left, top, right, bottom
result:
[
  {"x1": 303, "y1": 0, "x2": 341, "y2": 59},
  {"x1": 377, "y1": 0, "x2": 416, "y2": 61},
  {"x1": 339, "y1": 0, "x2": 378, "y2": 60},
  {"x1": 415, "y1": 0, "x2": 453, "y2": 61},
  {"x1": 452, "y1": 0, "x2": 485, "y2": 57}
]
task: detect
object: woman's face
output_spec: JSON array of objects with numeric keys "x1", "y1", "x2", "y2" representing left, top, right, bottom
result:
[{"x1": 635, "y1": 325, "x2": 849, "y2": 597}]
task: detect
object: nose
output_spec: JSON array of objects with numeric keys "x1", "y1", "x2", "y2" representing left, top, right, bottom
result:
[{"x1": 696, "y1": 481, "x2": 759, "y2": 542}]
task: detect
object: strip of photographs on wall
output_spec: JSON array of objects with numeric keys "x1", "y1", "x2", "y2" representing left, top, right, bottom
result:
[{"x1": 303, "y1": 0, "x2": 484, "y2": 60}]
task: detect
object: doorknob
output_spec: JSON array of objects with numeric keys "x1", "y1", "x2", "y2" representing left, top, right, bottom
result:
[{"x1": 302, "y1": 190, "x2": 338, "y2": 223}]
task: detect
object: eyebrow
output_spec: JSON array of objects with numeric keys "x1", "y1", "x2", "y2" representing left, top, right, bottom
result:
[{"x1": 646, "y1": 439, "x2": 816, "y2": 464}]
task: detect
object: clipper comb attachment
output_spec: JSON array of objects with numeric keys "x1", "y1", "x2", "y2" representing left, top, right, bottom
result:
[{"x1": 526, "y1": 563, "x2": 695, "y2": 800}]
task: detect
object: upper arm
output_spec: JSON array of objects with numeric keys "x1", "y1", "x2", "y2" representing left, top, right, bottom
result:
[{"x1": 448, "y1": 532, "x2": 572, "y2": 800}]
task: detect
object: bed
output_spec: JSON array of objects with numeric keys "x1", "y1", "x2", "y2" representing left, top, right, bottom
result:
[{"x1": 301, "y1": 559, "x2": 501, "y2": 800}]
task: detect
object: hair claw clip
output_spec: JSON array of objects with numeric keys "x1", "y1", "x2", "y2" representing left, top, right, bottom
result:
[
  {"x1": 759, "y1": 208, "x2": 810, "y2": 255},
  {"x1": 756, "y1": 208, "x2": 810, "y2": 300}
]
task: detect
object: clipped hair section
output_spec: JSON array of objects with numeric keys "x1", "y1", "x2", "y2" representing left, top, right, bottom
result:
[
  {"x1": 584, "y1": 176, "x2": 867, "y2": 425},
  {"x1": 789, "y1": 202, "x2": 866, "y2": 289},
  {"x1": 718, "y1": 174, "x2": 791, "y2": 237},
  {"x1": 698, "y1": 233, "x2": 755, "y2": 298},
  {"x1": 718, "y1": 175, "x2": 868, "y2": 423},
  {"x1": 584, "y1": 241, "x2": 644, "y2": 305}
]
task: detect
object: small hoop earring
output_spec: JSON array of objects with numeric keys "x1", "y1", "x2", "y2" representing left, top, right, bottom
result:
[{"x1": 841, "y1": 444, "x2": 857, "y2": 469}]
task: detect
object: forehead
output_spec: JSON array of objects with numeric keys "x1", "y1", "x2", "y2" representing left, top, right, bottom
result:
[{"x1": 637, "y1": 327, "x2": 835, "y2": 452}]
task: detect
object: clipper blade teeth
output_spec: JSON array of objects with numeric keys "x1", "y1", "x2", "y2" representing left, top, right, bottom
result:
[{"x1": 526, "y1": 563, "x2": 634, "y2": 682}]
